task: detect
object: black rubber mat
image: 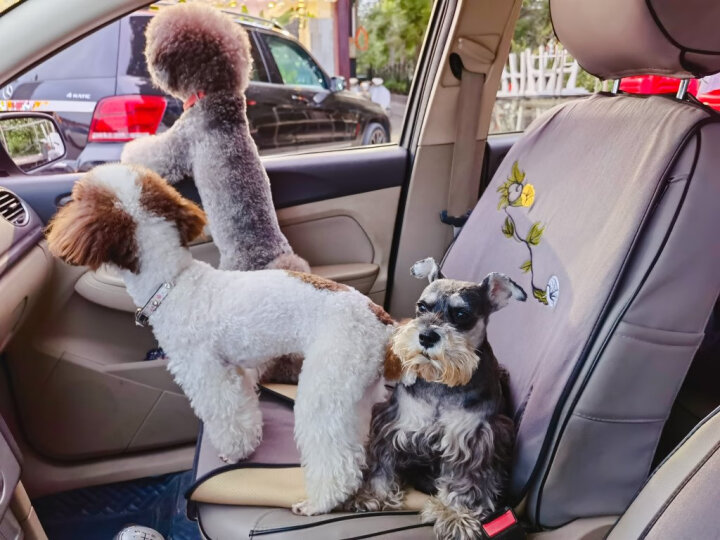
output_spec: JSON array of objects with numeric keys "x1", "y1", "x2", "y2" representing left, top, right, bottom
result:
[{"x1": 33, "y1": 470, "x2": 199, "y2": 540}]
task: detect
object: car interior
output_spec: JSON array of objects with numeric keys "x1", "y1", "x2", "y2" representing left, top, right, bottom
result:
[{"x1": 0, "y1": 0, "x2": 719, "y2": 539}]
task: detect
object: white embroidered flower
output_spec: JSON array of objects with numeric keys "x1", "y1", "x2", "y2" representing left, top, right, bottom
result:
[{"x1": 546, "y1": 275, "x2": 560, "y2": 308}]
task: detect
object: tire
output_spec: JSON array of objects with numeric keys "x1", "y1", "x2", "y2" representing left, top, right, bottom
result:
[{"x1": 361, "y1": 122, "x2": 389, "y2": 145}]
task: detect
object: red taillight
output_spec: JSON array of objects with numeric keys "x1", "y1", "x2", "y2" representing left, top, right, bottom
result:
[{"x1": 88, "y1": 95, "x2": 167, "y2": 142}]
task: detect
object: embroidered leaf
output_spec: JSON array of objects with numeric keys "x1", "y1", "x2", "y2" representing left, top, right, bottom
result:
[
  {"x1": 533, "y1": 288, "x2": 548, "y2": 305},
  {"x1": 527, "y1": 222, "x2": 545, "y2": 246},
  {"x1": 497, "y1": 195, "x2": 509, "y2": 210},
  {"x1": 511, "y1": 161, "x2": 525, "y2": 184},
  {"x1": 501, "y1": 216, "x2": 515, "y2": 238},
  {"x1": 520, "y1": 260, "x2": 532, "y2": 273}
]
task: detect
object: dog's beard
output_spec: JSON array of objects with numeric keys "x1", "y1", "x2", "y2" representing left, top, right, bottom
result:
[{"x1": 391, "y1": 322, "x2": 479, "y2": 387}]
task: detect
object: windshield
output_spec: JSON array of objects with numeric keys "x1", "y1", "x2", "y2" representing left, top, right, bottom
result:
[{"x1": 0, "y1": 0, "x2": 23, "y2": 15}]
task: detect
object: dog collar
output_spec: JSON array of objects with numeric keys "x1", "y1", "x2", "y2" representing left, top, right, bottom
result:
[
  {"x1": 135, "y1": 282, "x2": 174, "y2": 327},
  {"x1": 183, "y1": 91, "x2": 206, "y2": 111}
]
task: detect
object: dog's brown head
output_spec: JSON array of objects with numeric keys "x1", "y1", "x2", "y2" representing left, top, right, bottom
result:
[
  {"x1": 145, "y1": 3, "x2": 253, "y2": 99},
  {"x1": 46, "y1": 164, "x2": 206, "y2": 273},
  {"x1": 393, "y1": 259, "x2": 527, "y2": 387}
]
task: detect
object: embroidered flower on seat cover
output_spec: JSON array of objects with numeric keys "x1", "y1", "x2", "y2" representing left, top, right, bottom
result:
[{"x1": 497, "y1": 161, "x2": 557, "y2": 307}]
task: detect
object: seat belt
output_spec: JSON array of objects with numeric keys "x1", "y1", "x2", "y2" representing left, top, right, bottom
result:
[{"x1": 442, "y1": 37, "x2": 495, "y2": 237}]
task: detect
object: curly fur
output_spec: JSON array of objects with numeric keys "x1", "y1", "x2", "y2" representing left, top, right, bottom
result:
[
  {"x1": 121, "y1": 3, "x2": 309, "y2": 274},
  {"x1": 47, "y1": 164, "x2": 391, "y2": 516},
  {"x1": 348, "y1": 269, "x2": 524, "y2": 539}
]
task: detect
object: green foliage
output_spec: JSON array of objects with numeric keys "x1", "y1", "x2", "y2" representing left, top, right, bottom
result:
[
  {"x1": 356, "y1": 0, "x2": 432, "y2": 94},
  {"x1": 512, "y1": 0, "x2": 553, "y2": 53},
  {"x1": 502, "y1": 216, "x2": 515, "y2": 238},
  {"x1": 383, "y1": 79, "x2": 411, "y2": 94},
  {"x1": 520, "y1": 260, "x2": 532, "y2": 273},
  {"x1": 533, "y1": 287, "x2": 548, "y2": 304},
  {"x1": 0, "y1": 119, "x2": 42, "y2": 158},
  {"x1": 526, "y1": 222, "x2": 545, "y2": 246}
]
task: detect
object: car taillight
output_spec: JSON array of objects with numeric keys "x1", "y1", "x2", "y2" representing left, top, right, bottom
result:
[{"x1": 88, "y1": 95, "x2": 167, "y2": 142}]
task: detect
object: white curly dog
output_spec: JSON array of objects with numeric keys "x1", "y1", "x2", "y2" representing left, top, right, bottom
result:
[{"x1": 46, "y1": 163, "x2": 395, "y2": 515}]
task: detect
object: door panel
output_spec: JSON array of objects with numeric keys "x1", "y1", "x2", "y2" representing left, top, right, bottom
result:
[{"x1": 3, "y1": 144, "x2": 405, "y2": 490}]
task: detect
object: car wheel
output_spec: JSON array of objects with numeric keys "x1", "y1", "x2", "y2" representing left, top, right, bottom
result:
[{"x1": 362, "y1": 122, "x2": 389, "y2": 145}]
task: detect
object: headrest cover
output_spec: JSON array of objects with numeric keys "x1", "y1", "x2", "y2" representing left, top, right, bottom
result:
[{"x1": 551, "y1": 0, "x2": 720, "y2": 79}]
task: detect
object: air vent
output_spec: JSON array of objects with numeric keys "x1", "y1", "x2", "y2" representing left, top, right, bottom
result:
[{"x1": 0, "y1": 190, "x2": 28, "y2": 226}]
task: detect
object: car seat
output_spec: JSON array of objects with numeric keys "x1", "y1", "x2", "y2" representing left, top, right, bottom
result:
[{"x1": 188, "y1": 0, "x2": 720, "y2": 536}]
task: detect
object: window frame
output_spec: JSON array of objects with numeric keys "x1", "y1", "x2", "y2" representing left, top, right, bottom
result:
[{"x1": 255, "y1": 29, "x2": 330, "y2": 90}]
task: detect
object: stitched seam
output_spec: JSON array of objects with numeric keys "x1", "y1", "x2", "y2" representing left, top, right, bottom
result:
[
  {"x1": 615, "y1": 333, "x2": 700, "y2": 347},
  {"x1": 249, "y1": 511, "x2": 420, "y2": 536},
  {"x1": 641, "y1": 441, "x2": 720, "y2": 538},
  {"x1": 574, "y1": 412, "x2": 665, "y2": 424}
]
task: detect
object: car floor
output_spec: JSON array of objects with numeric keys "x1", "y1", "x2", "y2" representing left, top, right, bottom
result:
[{"x1": 33, "y1": 470, "x2": 199, "y2": 540}]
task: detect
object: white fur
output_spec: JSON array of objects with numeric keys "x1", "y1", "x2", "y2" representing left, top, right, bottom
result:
[{"x1": 90, "y1": 165, "x2": 392, "y2": 515}]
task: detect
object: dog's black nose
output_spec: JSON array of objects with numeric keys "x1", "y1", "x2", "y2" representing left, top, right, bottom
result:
[{"x1": 419, "y1": 330, "x2": 440, "y2": 349}]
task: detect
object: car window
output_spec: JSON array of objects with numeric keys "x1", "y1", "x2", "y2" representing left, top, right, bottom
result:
[
  {"x1": 489, "y1": 0, "x2": 602, "y2": 135},
  {"x1": 262, "y1": 34, "x2": 327, "y2": 89},
  {"x1": 19, "y1": 23, "x2": 120, "y2": 80},
  {"x1": 1, "y1": 2, "x2": 432, "y2": 172},
  {"x1": 118, "y1": 15, "x2": 267, "y2": 83}
]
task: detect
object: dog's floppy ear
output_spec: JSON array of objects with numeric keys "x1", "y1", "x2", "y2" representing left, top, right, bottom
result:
[
  {"x1": 137, "y1": 169, "x2": 207, "y2": 246},
  {"x1": 481, "y1": 272, "x2": 527, "y2": 312},
  {"x1": 174, "y1": 198, "x2": 207, "y2": 245},
  {"x1": 46, "y1": 182, "x2": 139, "y2": 272},
  {"x1": 410, "y1": 257, "x2": 441, "y2": 283}
]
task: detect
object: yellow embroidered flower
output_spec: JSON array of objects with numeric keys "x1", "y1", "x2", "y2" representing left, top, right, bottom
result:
[{"x1": 520, "y1": 183, "x2": 535, "y2": 207}]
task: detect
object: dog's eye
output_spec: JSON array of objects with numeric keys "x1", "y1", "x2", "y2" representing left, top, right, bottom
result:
[
  {"x1": 453, "y1": 309, "x2": 470, "y2": 322},
  {"x1": 416, "y1": 302, "x2": 428, "y2": 313}
]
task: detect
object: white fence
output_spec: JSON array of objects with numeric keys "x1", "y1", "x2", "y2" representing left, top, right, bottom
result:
[
  {"x1": 499, "y1": 44, "x2": 589, "y2": 98},
  {"x1": 491, "y1": 44, "x2": 589, "y2": 133}
]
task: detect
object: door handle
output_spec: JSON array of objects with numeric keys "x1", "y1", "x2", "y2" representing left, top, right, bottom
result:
[{"x1": 57, "y1": 194, "x2": 72, "y2": 207}]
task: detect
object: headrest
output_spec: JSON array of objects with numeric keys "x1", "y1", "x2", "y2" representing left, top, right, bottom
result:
[{"x1": 551, "y1": 0, "x2": 720, "y2": 79}]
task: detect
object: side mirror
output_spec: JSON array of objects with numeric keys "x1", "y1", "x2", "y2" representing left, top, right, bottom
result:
[
  {"x1": 330, "y1": 76, "x2": 346, "y2": 92},
  {"x1": 0, "y1": 113, "x2": 66, "y2": 173}
]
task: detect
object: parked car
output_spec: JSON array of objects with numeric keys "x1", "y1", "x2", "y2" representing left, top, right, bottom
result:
[{"x1": 0, "y1": 8, "x2": 391, "y2": 172}]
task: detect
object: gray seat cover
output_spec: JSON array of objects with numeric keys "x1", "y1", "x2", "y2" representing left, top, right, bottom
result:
[
  {"x1": 608, "y1": 406, "x2": 720, "y2": 539},
  {"x1": 192, "y1": 94, "x2": 720, "y2": 536},
  {"x1": 442, "y1": 93, "x2": 720, "y2": 526}
]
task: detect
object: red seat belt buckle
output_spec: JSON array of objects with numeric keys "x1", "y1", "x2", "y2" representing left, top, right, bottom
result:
[{"x1": 482, "y1": 508, "x2": 525, "y2": 539}]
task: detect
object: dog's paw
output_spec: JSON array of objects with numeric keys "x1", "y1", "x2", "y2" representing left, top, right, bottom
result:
[
  {"x1": 219, "y1": 454, "x2": 239, "y2": 465},
  {"x1": 291, "y1": 500, "x2": 321, "y2": 516},
  {"x1": 422, "y1": 497, "x2": 482, "y2": 540},
  {"x1": 346, "y1": 484, "x2": 405, "y2": 513}
]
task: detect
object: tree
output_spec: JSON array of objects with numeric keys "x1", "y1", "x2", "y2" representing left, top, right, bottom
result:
[
  {"x1": 356, "y1": 0, "x2": 432, "y2": 93},
  {"x1": 512, "y1": 0, "x2": 553, "y2": 52}
]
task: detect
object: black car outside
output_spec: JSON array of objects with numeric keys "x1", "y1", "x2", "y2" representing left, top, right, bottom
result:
[{"x1": 0, "y1": 9, "x2": 391, "y2": 173}]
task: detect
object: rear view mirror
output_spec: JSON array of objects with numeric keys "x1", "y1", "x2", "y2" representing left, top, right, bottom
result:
[
  {"x1": 330, "y1": 76, "x2": 346, "y2": 92},
  {"x1": 0, "y1": 113, "x2": 66, "y2": 172}
]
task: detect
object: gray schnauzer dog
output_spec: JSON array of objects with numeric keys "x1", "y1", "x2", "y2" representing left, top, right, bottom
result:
[
  {"x1": 121, "y1": 3, "x2": 309, "y2": 274},
  {"x1": 349, "y1": 258, "x2": 525, "y2": 539}
]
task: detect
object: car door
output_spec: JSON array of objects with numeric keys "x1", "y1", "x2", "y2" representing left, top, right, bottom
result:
[{"x1": 256, "y1": 30, "x2": 338, "y2": 150}]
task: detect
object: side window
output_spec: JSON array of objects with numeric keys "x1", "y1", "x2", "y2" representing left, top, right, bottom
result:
[
  {"x1": 262, "y1": 34, "x2": 327, "y2": 89},
  {"x1": 0, "y1": 3, "x2": 433, "y2": 172},
  {"x1": 119, "y1": 16, "x2": 267, "y2": 82},
  {"x1": 490, "y1": 0, "x2": 601, "y2": 135}
]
